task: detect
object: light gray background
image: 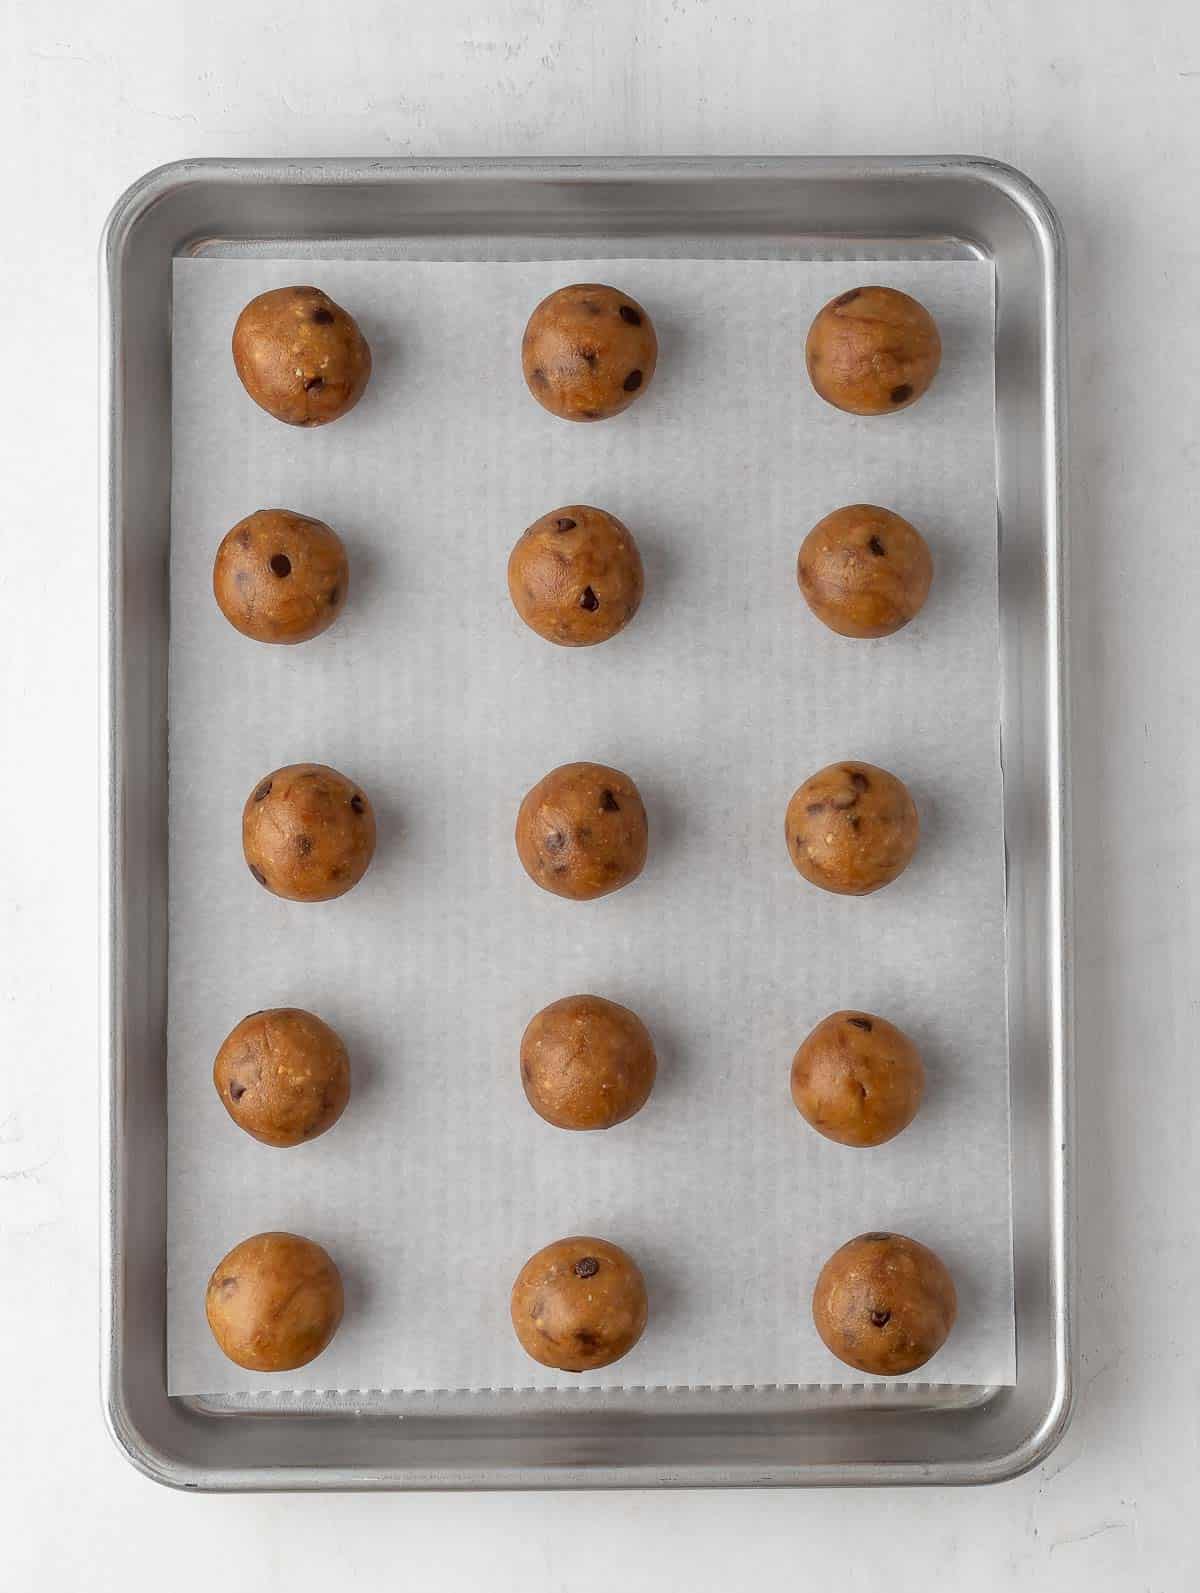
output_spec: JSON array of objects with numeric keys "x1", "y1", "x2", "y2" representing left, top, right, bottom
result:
[
  {"x1": 168, "y1": 258, "x2": 1008, "y2": 1395},
  {"x1": 2, "y1": 0, "x2": 1196, "y2": 1585}
]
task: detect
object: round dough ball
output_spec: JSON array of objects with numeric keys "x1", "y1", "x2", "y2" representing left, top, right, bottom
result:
[
  {"x1": 805, "y1": 286, "x2": 941, "y2": 415},
  {"x1": 522, "y1": 284, "x2": 657, "y2": 422},
  {"x1": 213, "y1": 1007, "x2": 351, "y2": 1147},
  {"x1": 516, "y1": 762, "x2": 648, "y2": 901},
  {"x1": 521, "y1": 994, "x2": 657, "y2": 1130},
  {"x1": 786, "y1": 761, "x2": 918, "y2": 896},
  {"x1": 205, "y1": 1231, "x2": 344, "y2": 1373},
  {"x1": 508, "y1": 505, "x2": 644, "y2": 647},
  {"x1": 790, "y1": 1010, "x2": 924, "y2": 1147},
  {"x1": 798, "y1": 505, "x2": 933, "y2": 639},
  {"x1": 232, "y1": 285, "x2": 372, "y2": 427},
  {"x1": 213, "y1": 508, "x2": 349, "y2": 644},
  {"x1": 511, "y1": 1235, "x2": 648, "y2": 1372},
  {"x1": 812, "y1": 1231, "x2": 957, "y2": 1377},
  {"x1": 243, "y1": 763, "x2": 376, "y2": 903}
]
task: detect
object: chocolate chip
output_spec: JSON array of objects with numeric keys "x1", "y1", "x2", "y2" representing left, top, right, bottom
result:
[
  {"x1": 219, "y1": 1276, "x2": 238, "y2": 1295},
  {"x1": 847, "y1": 1017, "x2": 873, "y2": 1032},
  {"x1": 582, "y1": 299, "x2": 601, "y2": 316},
  {"x1": 848, "y1": 813, "x2": 861, "y2": 829},
  {"x1": 554, "y1": 517, "x2": 577, "y2": 532},
  {"x1": 579, "y1": 408, "x2": 602, "y2": 420},
  {"x1": 868, "y1": 535, "x2": 886, "y2": 557},
  {"x1": 870, "y1": 1309, "x2": 891, "y2": 1328},
  {"x1": 579, "y1": 586, "x2": 599, "y2": 611},
  {"x1": 304, "y1": 376, "x2": 325, "y2": 392},
  {"x1": 229, "y1": 1081, "x2": 247, "y2": 1102},
  {"x1": 248, "y1": 863, "x2": 267, "y2": 886},
  {"x1": 253, "y1": 780, "x2": 273, "y2": 802},
  {"x1": 600, "y1": 789, "x2": 620, "y2": 812},
  {"x1": 328, "y1": 585, "x2": 340, "y2": 605},
  {"x1": 531, "y1": 366, "x2": 548, "y2": 386},
  {"x1": 578, "y1": 347, "x2": 598, "y2": 365},
  {"x1": 622, "y1": 369, "x2": 643, "y2": 392},
  {"x1": 574, "y1": 1329, "x2": 600, "y2": 1349},
  {"x1": 890, "y1": 384, "x2": 913, "y2": 404},
  {"x1": 295, "y1": 834, "x2": 313, "y2": 856},
  {"x1": 544, "y1": 830, "x2": 566, "y2": 854},
  {"x1": 574, "y1": 1256, "x2": 600, "y2": 1279},
  {"x1": 806, "y1": 802, "x2": 826, "y2": 815},
  {"x1": 350, "y1": 794, "x2": 366, "y2": 814},
  {"x1": 619, "y1": 304, "x2": 642, "y2": 325},
  {"x1": 269, "y1": 553, "x2": 292, "y2": 578},
  {"x1": 834, "y1": 288, "x2": 861, "y2": 307},
  {"x1": 311, "y1": 307, "x2": 334, "y2": 324},
  {"x1": 849, "y1": 770, "x2": 870, "y2": 790}
]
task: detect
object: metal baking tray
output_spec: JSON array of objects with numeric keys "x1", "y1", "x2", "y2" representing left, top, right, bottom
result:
[{"x1": 101, "y1": 156, "x2": 1071, "y2": 1490}]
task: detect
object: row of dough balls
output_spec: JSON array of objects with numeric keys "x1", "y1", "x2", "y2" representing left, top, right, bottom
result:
[
  {"x1": 238, "y1": 758, "x2": 919, "y2": 906},
  {"x1": 212, "y1": 500, "x2": 933, "y2": 648},
  {"x1": 231, "y1": 279, "x2": 941, "y2": 430},
  {"x1": 205, "y1": 1226, "x2": 957, "y2": 1382}
]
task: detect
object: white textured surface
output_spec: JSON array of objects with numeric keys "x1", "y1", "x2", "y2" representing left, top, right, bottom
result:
[
  {"x1": 167, "y1": 257, "x2": 1009, "y2": 1395},
  {"x1": 3, "y1": 0, "x2": 1198, "y2": 1585}
]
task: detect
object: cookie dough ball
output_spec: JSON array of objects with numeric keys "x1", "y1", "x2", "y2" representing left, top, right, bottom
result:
[
  {"x1": 508, "y1": 505, "x2": 644, "y2": 647},
  {"x1": 806, "y1": 286, "x2": 941, "y2": 415},
  {"x1": 511, "y1": 1236, "x2": 648, "y2": 1372},
  {"x1": 798, "y1": 505, "x2": 933, "y2": 639},
  {"x1": 205, "y1": 1231, "x2": 344, "y2": 1373},
  {"x1": 243, "y1": 763, "x2": 376, "y2": 903},
  {"x1": 214, "y1": 1007, "x2": 351, "y2": 1147},
  {"x1": 232, "y1": 286, "x2": 372, "y2": 427},
  {"x1": 812, "y1": 1232, "x2": 957, "y2": 1377},
  {"x1": 791, "y1": 1011, "x2": 924, "y2": 1147},
  {"x1": 786, "y1": 761, "x2": 918, "y2": 896},
  {"x1": 521, "y1": 995, "x2": 656, "y2": 1130},
  {"x1": 213, "y1": 509, "x2": 348, "y2": 645},
  {"x1": 522, "y1": 284, "x2": 657, "y2": 422},
  {"x1": 516, "y1": 762, "x2": 648, "y2": 901}
]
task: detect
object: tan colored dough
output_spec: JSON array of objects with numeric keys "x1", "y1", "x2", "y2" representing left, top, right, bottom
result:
[
  {"x1": 515, "y1": 762, "x2": 648, "y2": 901},
  {"x1": 805, "y1": 286, "x2": 941, "y2": 415},
  {"x1": 213, "y1": 508, "x2": 348, "y2": 644},
  {"x1": 785, "y1": 761, "x2": 918, "y2": 896},
  {"x1": 798, "y1": 504, "x2": 932, "y2": 639},
  {"x1": 508, "y1": 505, "x2": 644, "y2": 646},
  {"x1": 522, "y1": 284, "x2": 657, "y2": 422},
  {"x1": 812, "y1": 1232, "x2": 957, "y2": 1376},
  {"x1": 790, "y1": 1010, "x2": 924, "y2": 1147},
  {"x1": 510, "y1": 1235, "x2": 648, "y2": 1372},
  {"x1": 521, "y1": 994, "x2": 656, "y2": 1130},
  {"x1": 213, "y1": 1007, "x2": 351, "y2": 1147},
  {"x1": 205, "y1": 1231, "x2": 344, "y2": 1373},
  {"x1": 232, "y1": 285, "x2": 371, "y2": 426},
  {"x1": 242, "y1": 763, "x2": 376, "y2": 903}
]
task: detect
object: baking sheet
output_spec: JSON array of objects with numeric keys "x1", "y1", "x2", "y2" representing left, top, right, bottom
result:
[{"x1": 167, "y1": 256, "x2": 1013, "y2": 1395}]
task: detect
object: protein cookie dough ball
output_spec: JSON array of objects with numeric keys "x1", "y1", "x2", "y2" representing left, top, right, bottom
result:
[
  {"x1": 522, "y1": 284, "x2": 657, "y2": 422},
  {"x1": 232, "y1": 285, "x2": 372, "y2": 426},
  {"x1": 243, "y1": 763, "x2": 376, "y2": 903},
  {"x1": 812, "y1": 1232, "x2": 957, "y2": 1377},
  {"x1": 213, "y1": 1007, "x2": 351, "y2": 1147},
  {"x1": 798, "y1": 505, "x2": 933, "y2": 639},
  {"x1": 511, "y1": 1236, "x2": 648, "y2": 1373},
  {"x1": 508, "y1": 505, "x2": 644, "y2": 647},
  {"x1": 521, "y1": 995, "x2": 657, "y2": 1130},
  {"x1": 516, "y1": 762, "x2": 648, "y2": 901},
  {"x1": 805, "y1": 286, "x2": 941, "y2": 415},
  {"x1": 786, "y1": 761, "x2": 919, "y2": 896},
  {"x1": 205, "y1": 1231, "x2": 344, "y2": 1373},
  {"x1": 213, "y1": 508, "x2": 349, "y2": 644},
  {"x1": 791, "y1": 1011, "x2": 925, "y2": 1147}
]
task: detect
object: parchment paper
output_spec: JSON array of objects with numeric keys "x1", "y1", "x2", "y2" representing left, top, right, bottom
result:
[{"x1": 167, "y1": 257, "x2": 1013, "y2": 1394}]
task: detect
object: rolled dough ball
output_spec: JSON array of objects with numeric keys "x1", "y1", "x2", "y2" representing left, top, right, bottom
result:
[
  {"x1": 515, "y1": 761, "x2": 648, "y2": 901},
  {"x1": 790, "y1": 1010, "x2": 925, "y2": 1147},
  {"x1": 521, "y1": 284, "x2": 657, "y2": 422},
  {"x1": 798, "y1": 504, "x2": 933, "y2": 639},
  {"x1": 812, "y1": 1231, "x2": 957, "y2": 1377},
  {"x1": 508, "y1": 505, "x2": 644, "y2": 647},
  {"x1": 521, "y1": 994, "x2": 657, "y2": 1130},
  {"x1": 213, "y1": 508, "x2": 348, "y2": 644},
  {"x1": 213, "y1": 1007, "x2": 351, "y2": 1147},
  {"x1": 805, "y1": 286, "x2": 941, "y2": 415},
  {"x1": 232, "y1": 285, "x2": 372, "y2": 426},
  {"x1": 510, "y1": 1235, "x2": 648, "y2": 1372},
  {"x1": 205, "y1": 1231, "x2": 344, "y2": 1373},
  {"x1": 786, "y1": 761, "x2": 918, "y2": 896},
  {"x1": 243, "y1": 763, "x2": 376, "y2": 903}
]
